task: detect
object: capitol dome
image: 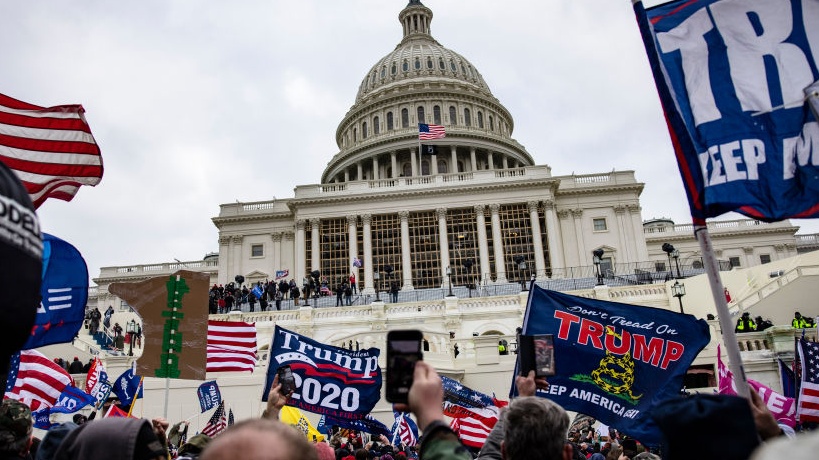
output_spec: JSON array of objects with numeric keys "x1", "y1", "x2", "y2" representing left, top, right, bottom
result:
[{"x1": 322, "y1": 0, "x2": 533, "y2": 184}]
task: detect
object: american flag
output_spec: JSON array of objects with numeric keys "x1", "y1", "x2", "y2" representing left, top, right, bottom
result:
[
  {"x1": 418, "y1": 123, "x2": 446, "y2": 140},
  {"x1": 5, "y1": 349, "x2": 74, "y2": 411},
  {"x1": 228, "y1": 408, "x2": 235, "y2": 427},
  {"x1": 207, "y1": 320, "x2": 257, "y2": 372},
  {"x1": 201, "y1": 401, "x2": 227, "y2": 437},
  {"x1": 445, "y1": 402, "x2": 500, "y2": 448},
  {"x1": 390, "y1": 411, "x2": 418, "y2": 447},
  {"x1": 797, "y1": 338, "x2": 819, "y2": 423},
  {"x1": 0, "y1": 93, "x2": 103, "y2": 209}
]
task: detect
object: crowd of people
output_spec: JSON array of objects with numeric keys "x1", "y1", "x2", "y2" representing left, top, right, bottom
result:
[
  {"x1": 734, "y1": 311, "x2": 816, "y2": 334},
  {"x1": 4, "y1": 359, "x2": 818, "y2": 460}
]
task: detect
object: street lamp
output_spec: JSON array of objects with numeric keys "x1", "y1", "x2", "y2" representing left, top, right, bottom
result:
[
  {"x1": 672, "y1": 249, "x2": 681, "y2": 278},
  {"x1": 513, "y1": 256, "x2": 527, "y2": 290},
  {"x1": 662, "y1": 243, "x2": 677, "y2": 279},
  {"x1": 592, "y1": 249, "x2": 604, "y2": 286},
  {"x1": 445, "y1": 266, "x2": 454, "y2": 297},
  {"x1": 671, "y1": 280, "x2": 686, "y2": 314},
  {"x1": 463, "y1": 259, "x2": 474, "y2": 298},
  {"x1": 374, "y1": 270, "x2": 381, "y2": 302},
  {"x1": 126, "y1": 319, "x2": 136, "y2": 357}
]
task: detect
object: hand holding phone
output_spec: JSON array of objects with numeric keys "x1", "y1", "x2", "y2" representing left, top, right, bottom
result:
[
  {"x1": 518, "y1": 334, "x2": 556, "y2": 377},
  {"x1": 277, "y1": 365, "x2": 296, "y2": 395},
  {"x1": 386, "y1": 330, "x2": 423, "y2": 403}
]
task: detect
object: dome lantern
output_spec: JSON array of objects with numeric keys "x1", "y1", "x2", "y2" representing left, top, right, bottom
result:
[{"x1": 399, "y1": 0, "x2": 433, "y2": 39}]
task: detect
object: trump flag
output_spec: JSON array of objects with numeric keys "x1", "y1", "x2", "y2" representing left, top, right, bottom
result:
[
  {"x1": 263, "y1": 326, "x2": 381, "y2": 421},
  {"x1": 634, "y1": 0, "x2": 819, "y2": 222},
  {"x1": 515, "y1": 286, "x2": 710, "y2": 445}
]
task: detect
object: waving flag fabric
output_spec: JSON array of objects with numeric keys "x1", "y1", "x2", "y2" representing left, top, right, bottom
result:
[
  {"x1": 447, "y1": 405, "x2": 500, "y2": 449},
  {"x1": 263, "y1": 326, "x2": 381, "y2": 421},
  {"x1": 279, "y1": 406, "x2": 326, "y2": 442},
  {"x1": 207, "y1": 320, "x2": 257, "y2": 372},
  {"x1": 4, "y1": 349, "x2": 73, "y2": 411},
  {"x1": 0, "y1": 93, "x2": 103, "y2": 209},
  {"x1": 112, "y1": 367, "x2": 143, "y2": 408},
  {"x1": 24, "y1": 233, "x2": 88, "y2": 350},
  {"x1": 634, "y1": 0, "x2": 819, "y2": 222},
  {"x1": 84, "y1": 357, "x2": 111, "y2": 409},
  {"x1": 391, "y1": 411, "x2": 418, "y2": 447},
  {"x1": 516, "y1": 286, "x2": 710, "y2": 445},
  {"x1": 50, "y1": 385, "x2": 96, "y2": 414},
  {"x1": 441, "y1": 375, "x2": 495, "y2": 408},
  {"x1": 796, "y1": 338, "x2": 819, "y2": 423},
  {"x1": 201, "y1": 401, "x2": 227, "y2": 437},
  {"x1": 320, "y1": 413, "x2": 391, "y2": 439},
  {"x1": 418, "y1": 123, "x2": 446, "y2": 140}
]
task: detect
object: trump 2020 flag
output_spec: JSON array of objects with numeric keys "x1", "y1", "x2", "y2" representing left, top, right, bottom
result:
[
  {"x1": 197, "y1": 380, "x2": 222, "y2": 412},
  {"x1": 634, "y1": 0, "x2": 819, "y2": 222},
  {"x1": 50, "y1": 385, "x2": 96, "y2": 414},
  {"x1": 263, "y1": 326, "x2": 382, "y2": 421},
  {"x1": 515, "y1": 286, "x2": 710, "y2": 445},
  {"x1": 23, "y1": 233, "x2": 88, "y2": 350}
]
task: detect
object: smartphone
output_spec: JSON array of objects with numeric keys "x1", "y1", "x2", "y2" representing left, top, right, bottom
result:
[
  {"x1": 386, "y1": 329, "x2": 423, "y2": 403},
  {"x1": 518, "y1": 333, "x2": 556, "y2": 377},
  {"x1": 277, "y1": 365, "x2": 296, "y2": 394}
]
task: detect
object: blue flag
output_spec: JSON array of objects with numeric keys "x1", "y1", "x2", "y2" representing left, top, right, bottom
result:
[
  {"x1": 515, "y1": 286, "x2": 710, "y2": 445},
  {"x1": 323, "y1": 413, "x2": 392, "y2": 438},
  {"x1": 390, "y1": 411, "x2": 419, "y2": 447},
  {"x1": 112, "y1": 368, "x2": 143, "y2": 407},
  {"x1": 779, "y1": 359, "x2": 796, "y2": 399},
  {"x1": 32, "y1": 409, "x2": 52, "y2": 430},
  {"x1": 197, "y1": 380, "x2": 222, "y2": 412},
  {"x1": 251, "y1": 285, "x2": 264, "y2": 299},
  {"x1": 441, "y1": 375, "x2": 495, "y2": 408},
  {"x1": 50, "y1": 386, "x2": 96, "y2": 414},
  {"x1": 263, "y1": 326, "x2": 382, "y2": 421},
  {"x1": 635, "y1": 0, "x2": 819, "y2": 222},
  {"x1": 23, "y1": 233, "x2": 89, "y2": 350}
]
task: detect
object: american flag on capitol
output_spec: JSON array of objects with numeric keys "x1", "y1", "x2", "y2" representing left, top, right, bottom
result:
[
  {"x1": 207, "y1": 320, "x2": 257, "y2": 372},
  {"x1": 796, "y1": 338, "x2": 819, "y2": 423},
  {"x1": 0, "y1": 93, "x2": 103, "y2": 209},
  {"x1": 5, "y1": 349, "x2": 74, "y2": 411},
  {"x1": 418, "y1": 123, "x2": 445, "y2": 140},
  {"x1": 201, "y1": 401, "x2": 228, "y2": 437}
]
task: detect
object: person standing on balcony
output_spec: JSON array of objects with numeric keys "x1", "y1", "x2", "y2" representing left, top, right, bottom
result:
[
  {"x1": 735, "y1": 312, "x2": 756, "y2": 333},
  {"x1": 349, "y1": 272, "x2": 357, "y2": 294},
  {"x1": 792, "y1": 312, "x2": 809, "y2": 329}
]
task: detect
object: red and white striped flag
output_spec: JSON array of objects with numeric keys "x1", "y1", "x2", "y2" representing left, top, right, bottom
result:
[
  {"x1": 797, "y1": 338, "x2": 819, "y2": 423},
  {"x1": 418, "y1": 123, "x2": 446, "y2": 140},
  {"x1": 4, "y1": 349, "x2": 74, "y2": 411},
  {"x1": 201, "y1": 401, "x2": 227, "y2": 437},
  {"x1": 444, "y1": 402, "x2": 500, "y2": 448},
  {"x1": 0, "y1": 93, "x2": 103, "y2": 209},
  {"x1": 207, "y1": 320, "x2": 257, "y2": 372}
]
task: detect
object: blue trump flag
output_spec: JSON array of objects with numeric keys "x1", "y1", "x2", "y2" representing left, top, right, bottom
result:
[
  {"x1": 634, "y1": 0, "x2": 819, "y2": 223},
  {"x1": 112, "y1": 367, "x2": 143, "y2": 408},
  {"x1": 23, "y1": 233, "x2": 89, "y2": 350},
  {"x1": 197, "y1": 380, "x2": 222, "y2": 412},
  {"x1": 51, "y1": 386, "x2": 96, "y2": 414},
  {"x1": 514, "y1": 286, "x2": 710, "y2": 445},
  {"x1": 323, "y1": 413, "x2": 392, "y2": 438},
  {"x1": 441, "y1": 375, "x2": 495, "y2": 408},
  {"x1": 263, "y1": 325, "x2": 382, "y2": 421}
]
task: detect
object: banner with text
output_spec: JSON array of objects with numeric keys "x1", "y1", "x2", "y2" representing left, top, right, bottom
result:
[
  {"x1": 635, "y1": 0, "x2": 819, "y2": 222},
  {"x1": 515, "y1": 286, "x2": 710, "y2": 445},
  {"x1": 263, "y1": 325, "x2": 382, "y2": 420},
  {"x1": 197, "y1": 380, "x2": 222, "y2": 412}
]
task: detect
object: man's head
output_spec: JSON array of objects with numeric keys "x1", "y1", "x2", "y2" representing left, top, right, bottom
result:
[
  {"x1": 742, "y1": 312, "x2": 750, "y2": 318},
  {"x1": 796, "y1": 312, "x2": 802, "y2": 318},
  {"x1": 501, "y1": 396, "x2": 571, "y2": 460},
  {"x1": 201, "y1": 419, "x2": 317, "y2": 460},
  {"x1": 0, "y1": 399, "x2": 33, "y2": 455}
]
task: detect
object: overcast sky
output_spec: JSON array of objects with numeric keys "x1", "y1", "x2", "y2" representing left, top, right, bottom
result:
[{"x1": 3, "y1": 1, "x2": 817, "y2": 285}]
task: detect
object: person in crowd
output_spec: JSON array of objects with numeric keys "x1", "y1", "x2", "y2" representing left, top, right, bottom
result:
[
  {"x1": 224, "y1": 291, "x2": 235, "y2": 312},
  {"x1": 393, "y1": 361, "x2": 472, "y2": 460},
  {"x1": 349, "y1": 273, "x2": 357, "y2": 294},
  {"x1": 89, "y1": 308, "x2": 101, "y2": 335},
  {"x1": 53, "y1": 417, "x2": 169, "y2": 460},
  {"x1": 68, "y1": 357, "x2": 84, "y2": 374},
  {"x1": 113, "y1": 322, "x2": 123, "y2": 338},
  {"x1": 82, "y1": 359, "x2": 93, "y2": 374},
  {"x1": 336, "y1": 280, "x2": 345, "y2": 307},
  {"x1": 275, "y1": 289, "x2": 283, "y2": 311},
  {"x1": 792, "y1": 311, "x2": 809, "y2": 328},
  {"x1": 248, "y1": 291, "x2": 257, "y2": 312},
  {"x1": 755, "y1": 316, "x2": 774, "y2": 331},
  {"x1": 103, "y1": 306, "x2": 114, "y2": 330},
  {"x1": 291, "y1": 284, "x2": 300, "y2": 306},
  {"x1": 176, "y1": 434, "x2": 211, "y2": 460},
  {"x1": 0, "y1": 399, "x2": 34, "y2": 460},
  {"x1": 390, "y1": 282, "x2": 399, "y2": 303},
  {"x1": 735, "y1": 312, "x2": 756, "y2": 333},
  {"x1": 345, "y1": 282, "x2": 353, "y2": 306}
]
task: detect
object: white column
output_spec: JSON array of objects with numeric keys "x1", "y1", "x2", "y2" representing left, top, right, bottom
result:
[
  {"x1": 542, "y1": 200, "x2": 564, "y2": 276},
  {"x1": 232, "y1": 235, "x2": 243, "y2": 280},
  {"x1": 295, "y1": 220, "x2": 306, "y2": 282},
  {"x1": 218, "y1": 236, "x2": 231, "y2": 285},
  {"x1": 572, "y1": 209, "x2": 586, "y2": 264},
  {"x1": 391, "y1": 151, "x2": 398, "y2": 178},
  {"x1": 362, "y1": 214, "x2": 374, "y2": 294},
  {"x1": 372, "y1": 156, "x2": 379, "y2": 180},
  {"x1": 310, "y1": 218, "x2": 320, "y2": 272},
  {"x1": 437, "y1": 208, "x2": 451, "y2": 287},
  {"x1": 475, "y1": 205, "x2": 491, "y2": 285},
  {"x1": 470, "y1": 147, "x2": 477, "y2": 171},
  {"x1": 399, "y1": 211, "x2": 414, "y2": 290},
  {"x1": 450, "y1": 146, "x2": 458, "y2": 173},
  {"x1": 344, "y1": 170, "x2": 350, "y2": 182},
  {"x1": 628, "y1": 205, "x2": 649, "y2": 262},
  {"x1": 614, "y1": 205, "x2": 631, "y2": 262},
  {"x1": 357, "y1": 163, "x2": 363, "y2": 181},
  {"x1": 348, "y1": 215, "x2": 359, "y2": 288},
  {"x1": 272, "y1": 233, "x2": 283, "y2": 274},
  {"x1": 411, "y1": 147, "x2": 418, "y2": 177},
  {"x1": 487, "y1": 151, "x2": 495, "y2": 170},
  {"x1": 502, "y1": 156, "x2": 508, "y2": 169},
  {"x1": 489, "y1": 204, "x2": 507, "y2": 282},
  {"x1": 431, "y1": 154, "x2": 438, "y2": 175},
  {"x1": 528, "y1": 201, "x2": 546, "y2": 281}
]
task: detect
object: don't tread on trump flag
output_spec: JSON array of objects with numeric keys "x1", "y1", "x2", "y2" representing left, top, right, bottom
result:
[{"x1": 514, "y1": 286, "x2": 710, "y2": 445}]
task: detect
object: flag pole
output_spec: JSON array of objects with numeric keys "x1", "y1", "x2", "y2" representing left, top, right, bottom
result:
[
  {"x1": 127, "y1": 376, "x2": 144, "y2": 417},
  {"x1": 695, "y1": 225, "x2": 750, "y2": 398},
  {"x1": 417, "y1": 127, "x2": 422, "y2": 178}
]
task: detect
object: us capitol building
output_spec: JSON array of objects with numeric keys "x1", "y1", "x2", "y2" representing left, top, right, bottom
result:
[{"x1": 77, "y1": 0, "x2": 819, "y2": 429}]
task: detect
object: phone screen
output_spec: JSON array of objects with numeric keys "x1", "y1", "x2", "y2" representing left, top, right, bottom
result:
[
  {"x1": 277, "y1": 365, "x2": 296, "y2": 394},
  {"x1": 533, "y1": 334, "x2": 555, "y2": 377},
  {"x1": 386, "y1": 330, "x2": 423, "y2": 403}
]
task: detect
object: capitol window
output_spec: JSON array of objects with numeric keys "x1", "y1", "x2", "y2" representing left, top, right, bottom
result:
[
  {"x1": 439, "y1": 58, "x2": 445, "y2": 70},
  {"x1": 374, "y1": 116, "x2": 380, "y2": 135},
  {"x1": 450, "y1": 60, "x2": 457, "y2": 72},
  {"x1": 415, "y1": 58, "x2": 421, "y2": 70},
  {"x1": 387, "y1": 112, "x2": 394, "y2": 130},
  {"x1": 427, "y1": 57, "x2": 433, "y2": 69},
  {"x1": 489, "y1": 115, "x2": 494, "y2": 131},
  {"x1": 391, "y1": 63, "x2": 397, "y2": 75},
  {"x1": 449, "y1": 106, "x2": 457, "y2": 125},
  {"x1": 593, "y1": 218, "x2": 607, "y2": 232},
  {"x1": 403, "y1": 60, "x2": 409, "y2": 72},
  {"x1": 464, "y1": 108, "x2": 471, "y2": 127},
  {"x1": 251, "y1": 244, "x2": 264, "y2": 258},
  {"x1": 401, "y1": 108, "x2": 409, "y2": 128},
  {"x1": 381, "y1": 66, "x2": 386, "y2": 79},
  {"x1": 478, "y1": 111, "x2": 484, "y2": 129},
  {"x1": 362, "y1": 121, "x2": 368, "y2": 139},
  {"x1": 417, "y1": 106, "x2": 425, "y2": 124},
  {"x1": 433, "y1": 105, "x2": 441, "y2": 125}
]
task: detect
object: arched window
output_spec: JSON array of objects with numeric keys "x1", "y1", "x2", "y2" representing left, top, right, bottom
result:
[
  {"x1": 417, "y1": 106, "x2": 425, "y2": 124},
  {"x1": 433, "y1": 105, "x2": 441, "y2": 125},
  {"x1": 450, "y1": 60, "x2": 457, "y2": 72},
  {"x1": 439, "y1": 58, "x2": 445, "y2": 70},
  {"x1": 414, "y1": 58, "x2": 421, "y2": 70},
  {"x1": 422, "y1": 160, "x2": 430, "y2": 175},
  {"x1": 464, "y1": 108, "x2": 471, "y2": 127},
  {"x1": 458, "y1": 160, "x2": 465, "y2": 172},
  {"x1": 353, "y1": 128, "x2": 357, "y2": 142},
  {"x1": 478, "y1": 111, "x2": 484, "y2": 129},
  {"x1": 449, "y1": 106, "x2": 457, "y2": 126},
  {"x1": 391, "y1": 62, "x2": 397, "y2": 75},
  {"x1": 427, "y1": 57, "x2": 433, "y2": 69},
  {"x1": 362, "y1": 121, "x2": 368, "y2": 139},
  {"x1": 401, "y1": 108, "x2": 409, "y2": 128},
  {"x1": 374, "y1": 116, "x2": 380, "y2": 135},
  {"x1": 402, "y1": 163, "x2": 412, "y2": 177},
  {"x1": 402, "y1": 60, "x2": 409, "y2": 72},
  {"x1": 387, "y1": 112, "x2": 394, "y2": 130},
  {"x1": 381, "y1": 66, "x2": 386, "y2": 79},
  {"x1": 489, "y1": 115, "x2": 494, "y2": 131},
  {"x1": 438, "y1": 159, "x2": 447, "y2": 174}
]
